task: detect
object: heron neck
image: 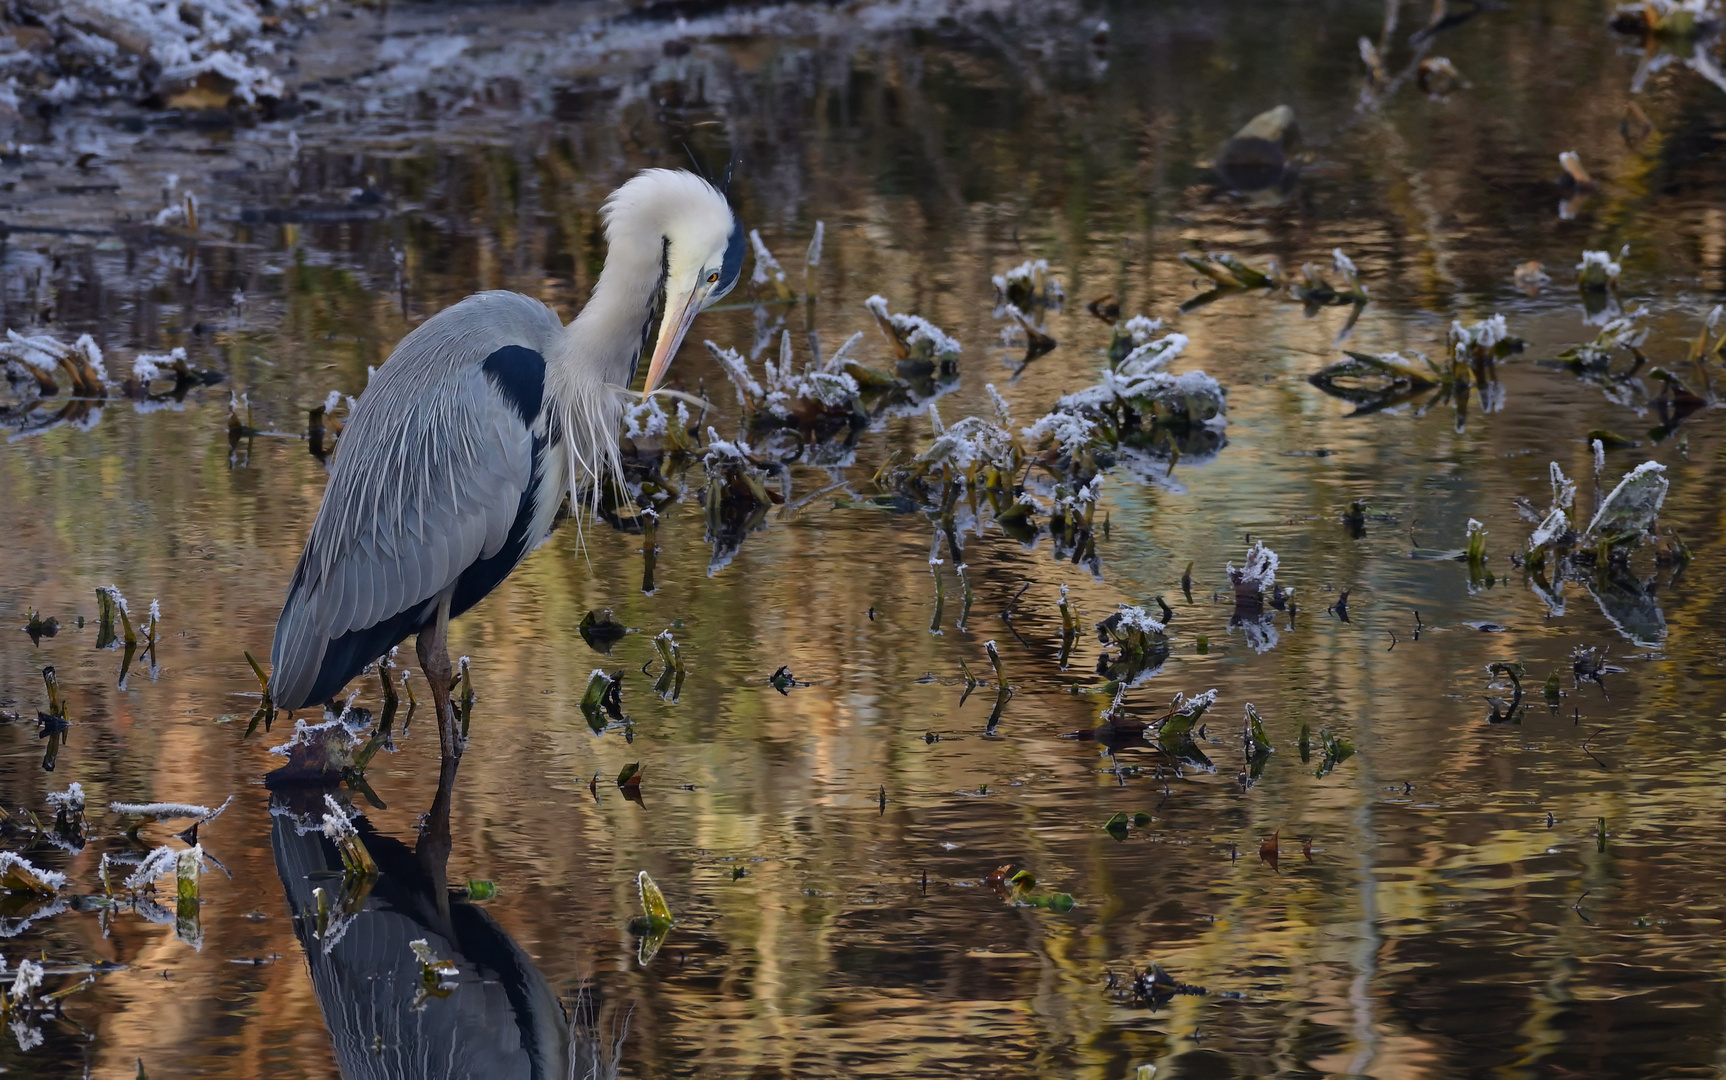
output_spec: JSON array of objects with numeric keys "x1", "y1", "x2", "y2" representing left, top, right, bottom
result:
[
  {"x1": 543, "y1": 242, "x2": 661, "y2": 503},
  {"x1": 559, "y1": 241, "x2": 664, "y2": 390}
]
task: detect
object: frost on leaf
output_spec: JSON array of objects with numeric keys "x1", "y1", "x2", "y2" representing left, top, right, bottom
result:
[
  {"x1": 1, "y1": 330, "x2": 112, "y2": 402},
  {"x1": 45, "y1": 783, "x2": 84, "y2": 815},
  {"x1": 1556, "y1": 315, "x2": 1647, "y2": 372},
  {"x1": 8, "y1": 958, "x2": 43, "y2": 1000},
  {"x1": 1023, "y1": 332, "x2": 1224, "y2": 483},
  {"x1": 1527, "y1": 462, "x2": 1578, "y2": 555},
  {"x1": 124, "y1": 845, "x2": 181, "y2": 892},
  {"x1": 991, "y1": 258, "x2": 1064, "y2": 308},
  {"x1": 864, "y1": 295, "x2": 962, "y2": 363},
  {"x1": 1550, "y1": 461, "x2": 1577, "y2": 510},
  {"x1": 1154, "y1": 689, "x2": 1221, "y2": 765},
  {"x1": 320, "y1": 794, "x2": 359, "y2": 843},
  {"x1": 703, "y1": 334, "x2": 865, "y2": 446},
  {"x1": 705, "y1": 341, "x2": 765, "y2": 409},
  {"x1": 623, "y1": 397, "x2": 670, "y2": 440},
  {"x1": 0, "y1": 0, "x2": 312, "y2": 117},
  {"x1": 1108, "y1": 315, "x2": 1165, "y2": 364},
  {"x1": 1112, "y1": 331, "x2": 1189, "y2": 376},
  {"x1": 702, "y1": 429, "x2": 779, "y2": 576},
  {"x1": 911, "y1": 414, "x2": 1020, "y2": 485},
  {"x1": 1529, "y1": 507, "x2": 1569, "y2": 552},
  {"x1": 621, "y1": 395, "x2": 697, "y2": 458},
  {"x1": 1583, "y1": 461, "x2": 1667, "y2": 545},
  {"x1": 1576, "y1": 249, "x2": 1622, "y2": 290},
  {"x1": 1096, "y1": 605, "x2": 1171, "y2": 683},
  {"x1": 749, "y1": 229, "x2": 788, "y2": 298},
  {"x1": 0, "y1": 853, "x2": 66, "y2": 896},
  {"x1": 1021, "y1": 410, "x2": 1096, "y2": 454},
  {"x1": 110, "y1": 795, "x2": 234, "y2": 825},
  {"x1": 1180, "y1": 251, "x2": 1281, "y2": 291},
  {"x1": 1229, "y1": 607, "x2": 1280, "y2": 654},
  {"x1": 1465, "y1": 518, "x2": 1488, "y2": 564},
  {"x1": 1228, "y1": 540, "x2": 1279, "y2": 605},
  {"x1": 267, "y1": 716, "x2": 362, "y2": 781},
  {"x1": 410, "y1": 938, "x2": 459, "y2": 978},
  {"x1": 1291, "y1": 249, "x2": 1367, "y2": 306},
  {"x1": 321, "y1": 794, "x2": 377, "y2": 878},
  {"x1": 1448, "y1": 314, "x2": 1524, "y2": 365}
]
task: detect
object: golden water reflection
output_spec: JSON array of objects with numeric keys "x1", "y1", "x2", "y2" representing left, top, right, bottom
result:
[{"x1": 1, "y1": 1, "x2": 1725, "y2": 1077}]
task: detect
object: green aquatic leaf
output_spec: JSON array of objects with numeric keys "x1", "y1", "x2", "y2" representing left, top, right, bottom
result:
[
  {"x1": 637, "y1": 870, "x2": 674, "y2": 927},
  {"x1": 580, "y1": 669, "x2": 610, "y2": 732},
  {"x1": 1582, "y1": 461, "x2": 1668, "y2": 545},
  {"x1": 636, "y1": 922, "x2": 670, "y2": 966},
  {"x1": 1315, "y1": 730, "x2": 1356, "y2": 777},
  {"x1": 1157, "y1": 689, "x2": 1217, "y2": 755},
  {"x1": 578, "y1": 609, "x2": 628, "y2": 654},
  {"x1": 633, "y1": 871, "x2": 675, "y2": 965},
  {"x1": 1244, "y1": 703, "x2": 1273, "y2": 758},
  {"x1": 1585, "y1": 428, "x2": 1639, "y2": 450}
]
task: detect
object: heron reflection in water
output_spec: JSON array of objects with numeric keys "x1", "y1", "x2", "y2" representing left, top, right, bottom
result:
[
  {"x1": 269, "y1": 169, "x2": 744, "y2": 765},
  {"x1": 271, "y1": 762, "x2": 625, "y2": 1079}
]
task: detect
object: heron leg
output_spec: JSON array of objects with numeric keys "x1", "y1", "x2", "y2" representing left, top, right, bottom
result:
[
  {"x1": 415, "y1": 595, "x2": 461, "y2": 762},
  {"x1": 416, "y1": 751, "x2": 460, "y2": 934}
]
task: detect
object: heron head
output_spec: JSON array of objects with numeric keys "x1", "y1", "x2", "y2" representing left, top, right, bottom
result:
[{"x1": 603, "y1": 168, "x2": 744, "y2": 396}]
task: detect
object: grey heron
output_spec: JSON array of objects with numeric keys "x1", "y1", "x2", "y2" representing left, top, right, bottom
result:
[{"x1": 270, "y1": 168, "x2": 743, "y2": 763}]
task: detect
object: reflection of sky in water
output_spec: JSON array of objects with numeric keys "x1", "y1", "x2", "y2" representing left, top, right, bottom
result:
[{"x1": 1, "y1": 0, "x2": 1725, "y2": 1077}]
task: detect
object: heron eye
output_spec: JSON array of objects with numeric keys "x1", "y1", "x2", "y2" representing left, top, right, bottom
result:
[{"x1": 707, "y1": 272, "x2": 719, "y2": 284}]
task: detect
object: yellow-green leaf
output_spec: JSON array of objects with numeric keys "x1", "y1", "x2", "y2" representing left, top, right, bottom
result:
[{"x1": 637, "y1": 870, "x2": 674, "y2": 928}]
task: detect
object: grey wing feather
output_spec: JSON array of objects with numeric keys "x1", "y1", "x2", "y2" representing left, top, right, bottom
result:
[{"x1": 271, "y1": 291, "x2": 564, "y2": 709}]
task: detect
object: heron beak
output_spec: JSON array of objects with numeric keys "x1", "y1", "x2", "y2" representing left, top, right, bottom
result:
[{"x1": 643, "y1": 285, "x2": 703, "y2": 396}]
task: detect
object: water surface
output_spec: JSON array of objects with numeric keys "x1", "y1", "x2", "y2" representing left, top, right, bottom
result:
[{"x1": 2, "y1": 1, "x2": 1725, "y2": 1077}]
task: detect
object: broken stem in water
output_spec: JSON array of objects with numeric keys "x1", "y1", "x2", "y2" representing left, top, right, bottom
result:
[
  {"x1": 42, "y1": 666, "x2": 65, "y2": 719},
  {"x1": 242, "y1": 651, "x2": 276, "y2": 737},
  {"x1": 457, "y1": 657, "x2": 474, "y2": 740},
  {"x1": 641, "y1": 509, "x2": 659, "y2": 594}
]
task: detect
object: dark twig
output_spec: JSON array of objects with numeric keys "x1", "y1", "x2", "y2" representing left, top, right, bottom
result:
[{"x1": 1581, "y1": 726, "x2": 1609, "y2": 770}]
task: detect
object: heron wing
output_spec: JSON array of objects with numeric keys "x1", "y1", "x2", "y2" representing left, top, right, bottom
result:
[{"x1": 270, "y1": 292, "x2": 565, "y2": 709}]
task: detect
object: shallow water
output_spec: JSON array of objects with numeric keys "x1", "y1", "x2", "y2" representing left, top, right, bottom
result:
[{"x1": 1, "y1": 1, "x2": 1725, "y2": 1077}]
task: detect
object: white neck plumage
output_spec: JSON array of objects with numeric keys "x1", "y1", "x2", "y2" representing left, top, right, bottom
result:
[{"x1": 544, "y1": 229, "x2": 666, "y2": 513}]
